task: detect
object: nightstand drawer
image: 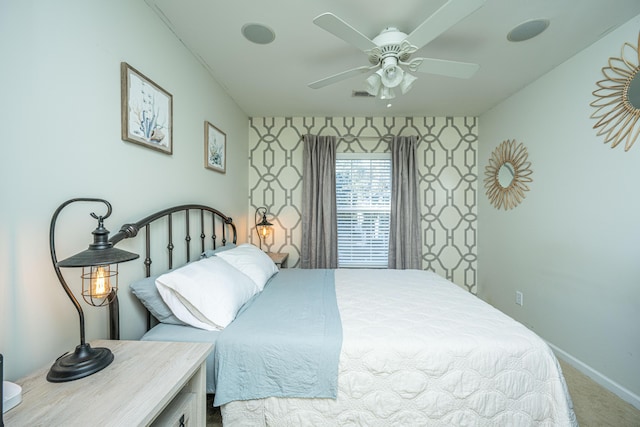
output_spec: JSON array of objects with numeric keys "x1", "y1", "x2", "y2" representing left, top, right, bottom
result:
[{"x1": 151, "y1": 392, "x2": 196, "y2": 427}]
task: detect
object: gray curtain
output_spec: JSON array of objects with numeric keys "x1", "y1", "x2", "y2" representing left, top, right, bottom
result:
[
  {"x1": 301, "y1": 134, "x2": 338, "y2": 269},
  {"x1": 389, "y1": 135, "x2": 422, "y2": 269}
]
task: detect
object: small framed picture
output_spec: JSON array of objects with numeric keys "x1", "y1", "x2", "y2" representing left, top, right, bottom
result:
[
  {"x1": 121, "y1": 62, "x2": 173, "y2": 154},
  {"x1": 205, "y1": 121, "x2": 226, "y2": 173}
]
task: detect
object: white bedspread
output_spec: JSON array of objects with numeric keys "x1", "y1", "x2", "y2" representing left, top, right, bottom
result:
[{"x1": 222, "y1": 269, "x2": 577, "y2": 426}]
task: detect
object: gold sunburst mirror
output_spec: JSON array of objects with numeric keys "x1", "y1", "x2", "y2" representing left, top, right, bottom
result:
[
  {"x1": 484, "y1": 139, "x2": 533, "y2": 210},
  {"x1": 591, "y1": 32, "x2": 640, "y2": 151}
]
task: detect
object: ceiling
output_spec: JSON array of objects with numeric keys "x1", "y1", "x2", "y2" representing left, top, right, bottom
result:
[{"x1": 144, "y1": 0, "x2": 640, "y2": 118}]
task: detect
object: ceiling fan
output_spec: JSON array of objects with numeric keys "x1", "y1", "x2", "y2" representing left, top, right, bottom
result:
[{"x1": 308, "y1": 0, "x2": 485, "y2": 99}]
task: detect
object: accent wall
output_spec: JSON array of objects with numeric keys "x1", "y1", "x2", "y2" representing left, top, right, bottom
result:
[{"x1": 249, "y1": 116, "x2": 478, "y2": 292}]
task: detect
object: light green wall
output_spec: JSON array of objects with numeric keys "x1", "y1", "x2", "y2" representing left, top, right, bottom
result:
[
  {"x1": 478, "y1": 14, "x2": 640, "y2": 406},
  {"x1": 0, "y1": 0, "x2": 249, "y2": 380}
]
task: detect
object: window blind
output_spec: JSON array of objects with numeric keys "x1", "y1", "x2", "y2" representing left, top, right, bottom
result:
[{"x1": 336, "y1": 156, "x2": 391, "y2": 268}]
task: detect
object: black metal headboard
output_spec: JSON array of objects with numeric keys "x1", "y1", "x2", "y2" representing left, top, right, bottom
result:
[{"x1": 107, "y1": 204, "x2": 237, "y2": 337}]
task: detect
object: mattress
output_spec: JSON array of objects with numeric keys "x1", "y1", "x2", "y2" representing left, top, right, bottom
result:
[{"x1": 222, "y1": 268, "x2": 577, "y2": 426}]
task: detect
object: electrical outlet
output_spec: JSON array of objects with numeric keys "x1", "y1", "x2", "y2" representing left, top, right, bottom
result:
[{"x1": 516, "y1": 291, "x2": 523, "y2": 306}]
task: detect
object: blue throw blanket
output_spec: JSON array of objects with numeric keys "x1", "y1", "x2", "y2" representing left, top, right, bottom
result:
[{"x1": 213, "y1": 269, "x2": 342, "y2": 406}]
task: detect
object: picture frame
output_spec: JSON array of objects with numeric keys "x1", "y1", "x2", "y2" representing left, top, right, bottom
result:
[
  {"x1": 205, "y1": 121, "x2": 226, "y2": 173},
  {"x1": 121, "y1": 62, "x2": 173, "y2": 154}
]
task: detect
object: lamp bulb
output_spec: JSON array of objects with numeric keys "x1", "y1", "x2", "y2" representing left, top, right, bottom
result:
[{"x1": 91, "y1": 266, "x2": 111, "y2": 299}]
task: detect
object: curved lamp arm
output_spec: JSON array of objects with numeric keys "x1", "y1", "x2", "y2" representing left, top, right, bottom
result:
[{"x1": 49, "y1": 198, "x2": 112, "y2": 346}]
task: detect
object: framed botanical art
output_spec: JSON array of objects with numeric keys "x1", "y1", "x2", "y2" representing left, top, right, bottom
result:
[
  {"x1": 121, "y1": 62, "x2": 173, "y2": 154},
  {"x1": 205, "y1": 121, "x2": 226, "y2": 173}
]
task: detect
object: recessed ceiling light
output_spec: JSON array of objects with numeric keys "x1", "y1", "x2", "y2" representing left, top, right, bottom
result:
[
  {"x1": 242, "y1": 23, "x2": 275, "y2": 44},
  {"x1": 507, "y1": 19, "x2": 549, "y2": 42}
]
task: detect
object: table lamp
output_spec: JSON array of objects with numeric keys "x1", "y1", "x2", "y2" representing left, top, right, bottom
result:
[
  {"x1": 254, "y1": 207, "x2": 273, "y2": 250},
  {"x1": 47, "y1": 198, "x2": 139, "y2": 382}
]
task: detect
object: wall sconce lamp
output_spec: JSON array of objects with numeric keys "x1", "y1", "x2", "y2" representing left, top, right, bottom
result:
[
  {"x1": 47, "y1": 198, "x2": 139, "y2": 382},
  {"x1": 254, "y1": 207, "x2": 273, "y2": 250}
]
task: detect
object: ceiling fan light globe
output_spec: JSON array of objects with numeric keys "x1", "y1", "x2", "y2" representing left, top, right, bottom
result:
[
  {"x1": 382, "y1": 65, "x2": 404, "y2": 88},
  {"x1": 400, "y1": 72, "x2": 418, "y2": 94},
  {"x1": 380, "y1": 87, "x2": 395, "y2": 100},
  {"x1": 379, "y1": 56, "x2": 404, "y2": 88},
  {"x1": 365, "y1": 73, "x2": 382, "y2": 96}
]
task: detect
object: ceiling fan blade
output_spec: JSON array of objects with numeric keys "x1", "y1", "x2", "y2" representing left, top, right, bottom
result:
[
  {"x1": 313, "y1": 13, "x2": 377, "y2": 52},
  {"x1": 406, "y1": 0, "x2": 485, "y2": 49},
  {"x1": 308, "y1": 65, "x2": 374, "y2": 89},
  {"x1": 411, "y1": 57, "x2": 479, "y2": 79}
]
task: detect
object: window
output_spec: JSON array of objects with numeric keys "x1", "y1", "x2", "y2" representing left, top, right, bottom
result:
[{"x1": 336, "y1": 153, "x2": 391, "y2": 268}]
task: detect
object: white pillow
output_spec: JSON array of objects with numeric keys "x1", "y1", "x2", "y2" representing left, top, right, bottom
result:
[
  {"x1": 215, "y1": 243, "x2": 278, "y2": 290},
  {"x1": 155, "y1": 257, "x2": 259, "y2": 331}
]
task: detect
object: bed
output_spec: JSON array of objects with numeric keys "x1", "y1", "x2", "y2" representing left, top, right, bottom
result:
[{"x1": 111, "y1": 204, "x2": 578, "y2": 426}]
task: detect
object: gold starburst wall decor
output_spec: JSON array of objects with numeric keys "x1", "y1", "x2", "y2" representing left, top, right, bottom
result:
[
  {"x1": 484, "y1": 139, "x2": 533, "y2": 210},
  {"x1": 591, "y1": 32, "x2": 640, "y2": 151}
]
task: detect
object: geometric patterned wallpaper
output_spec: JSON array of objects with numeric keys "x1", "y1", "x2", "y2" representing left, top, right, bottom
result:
[{"x1": 248, "y1": 116, "x2": 478, "y2": 293}]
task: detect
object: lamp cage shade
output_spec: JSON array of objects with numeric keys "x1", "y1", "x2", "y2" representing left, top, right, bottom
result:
[
  {"x1": 256, "y1": 217, "x2": 273, "y2": 240},
  {"x1": 254, "y1": 207, "x2": 274, "y2": 249},
  {"x1": 81, "y1": 264, "x2": 118, "y2": 306},
  {"x1": 57, "y1": 238, "x2": 137, "y2": 307}
]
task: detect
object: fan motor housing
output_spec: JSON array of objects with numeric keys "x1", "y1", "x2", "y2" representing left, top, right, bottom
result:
[{"x1": 368, "y1": 27, "x2": 415, "y2": 64}]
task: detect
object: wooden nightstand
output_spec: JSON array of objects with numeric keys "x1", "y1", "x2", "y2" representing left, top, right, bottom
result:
[
  {"x1": 4, "y1": 340, "x2": 212, "y2": 426},
  {"x1": 267, "y1": 252, "x2": 289, "y2": 268}
]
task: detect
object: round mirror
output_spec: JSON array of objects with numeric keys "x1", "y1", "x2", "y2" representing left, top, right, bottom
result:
[
  {"x1": 498, "y1": 162, "x2": 515, "y2": 188},
  {"x1": 627, "y1": 71, "x2": 640, "y2": 109},
  {"x1": 484, "y1": 139, "x2": 533, "y2": 210},
  {"x1": 591, "y1": 32, "x2": 640, "y2": 151}
]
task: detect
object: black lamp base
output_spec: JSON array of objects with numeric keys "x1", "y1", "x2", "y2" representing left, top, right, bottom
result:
[{"x1": 46, "y1": 343, "x2": 114, "y2": 382}]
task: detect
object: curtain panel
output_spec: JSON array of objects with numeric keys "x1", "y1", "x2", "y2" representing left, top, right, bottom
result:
[
  {"x1": 300, "y1": 135, "x2": 338, "y2": 268},
  {"x1": 389, "y1": 135, "x2": 423, "y2": 269}
]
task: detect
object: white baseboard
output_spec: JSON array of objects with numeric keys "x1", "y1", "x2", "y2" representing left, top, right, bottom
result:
[{"x1": 547, "y1": 342, "x2": 640, "y2": 411}]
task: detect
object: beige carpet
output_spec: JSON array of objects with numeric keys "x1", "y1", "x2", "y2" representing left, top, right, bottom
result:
[
  {"x1": 559, "y1": 360, "x2": 640, "y2": 427},
  {"x1": 207, "y1": 395, "x2": 223, "y2": 427},
  {"x1": 207, "y1": 362, "x2": 640, "y2": 426}
]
